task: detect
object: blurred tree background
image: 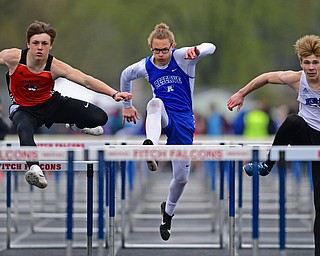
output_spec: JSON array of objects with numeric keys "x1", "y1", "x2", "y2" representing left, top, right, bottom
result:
[{"x1": 0, "y1": 0, "x2": 319, "y2": 115}]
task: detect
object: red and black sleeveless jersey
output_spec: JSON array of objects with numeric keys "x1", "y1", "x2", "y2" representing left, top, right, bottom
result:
[{"x1": 6, "y1": 49, "x2": 54, "y2": 106}]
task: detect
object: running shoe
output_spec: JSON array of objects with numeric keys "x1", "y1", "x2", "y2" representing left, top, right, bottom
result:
[
  {"x1": 243, "y1": 162, "x2": 270, "y2": 176},
  {"x1": 142, "y1": 139, "x2": 158, "y2": 171},
  {"x1": 66, "y1": 123, "x2": 104, "y2": 136},
  {"x1": 25, "y1": 165, "x2": 48, "y2": 189},
  {"x1": 160, "y1": 202, "x2": 173, "y2": 241}
]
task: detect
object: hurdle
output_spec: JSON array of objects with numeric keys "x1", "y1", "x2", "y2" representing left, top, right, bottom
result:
[
  {"x1": 87, "y1": 144, "x2": 268, "y2": 255},
  {"x1": 0, "y1": 138, "x2": 164, "y2": 256},
  {"x1": 237, "y1": 146, "x2": 318, "y2": 255},
  {"x1": 89, "y1": 144, "x2": 320, "y2": 256},
  {"x1": 232, "y1": 142, "x2": 313, "y2": 251},
  {"x1": 0, "y1": 146, "x2": 110, "y2": 256},
  {"x1": 1, "y1": 142, "x2": 318, "y2": 256},
  {"x1": 116, "y1": 140, "x2": 241, "y2": 250},
  {"x1": 269, "y1": 147, "x2": 318, "y2": 253}
]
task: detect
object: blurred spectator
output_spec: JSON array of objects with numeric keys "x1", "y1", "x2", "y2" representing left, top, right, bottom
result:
[
  {"x1": 243, "y1": 100, "x2": 276, "y2": 137},
  {"x1": 206, "y1": 103, "x2": 227, "y2": 136},
  {"x1": 103, "y1": 108, "x2": 123, "y2": 135},
  {"x1": 194, "y1": 112, "x2": 207, "y2": 136},
  {"x1": 232, "y1": 110, "x2": 246, "y2": 135},
  {"x1": 272, "y1": 104, "x2": 293, "y2": 129}
]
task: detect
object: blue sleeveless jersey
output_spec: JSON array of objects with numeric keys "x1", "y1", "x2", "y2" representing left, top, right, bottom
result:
[
  {"x1": 145, "y1": 50, "x2": 193, "y2": 113},
  {"x1": 145, "y1": 51, "x2": 195, "y2": 145}
]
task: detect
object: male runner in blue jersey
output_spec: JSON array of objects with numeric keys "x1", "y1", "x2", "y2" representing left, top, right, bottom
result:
[
  {"x1": 227, "y1": 34, "x2": 320, "y2": 256},
  {"x1": 120, "y1": 22, "x2": 216, "y2": 241}
]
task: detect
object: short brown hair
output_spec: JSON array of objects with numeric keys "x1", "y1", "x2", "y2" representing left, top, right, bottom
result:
[
  {"x1": 147, "y1": 23, "x2": 175, "y2": 47},
  {"x1": 294, "y1": 34, "x2": 320, "y2": 60},
  {"x1": 26, "y1": 20, "x2": 56, "y2": 45}
]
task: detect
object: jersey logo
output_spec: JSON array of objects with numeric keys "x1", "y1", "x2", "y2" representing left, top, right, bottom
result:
[
  {"x1": 24, "y1": 84, "x2": 38, "y2": 91},
  {"x1": 154, "y1": 75, "x2": 182, "y2": 89},
  {"x1": 167, "y1": 85, "x2": 174, "y2": 92},
  {"x1": 306, "y1": 97, "x2": 320, "y2": 107},
  {"x1": 303, "y1": 88, "x2": 309, "y2": 93}
]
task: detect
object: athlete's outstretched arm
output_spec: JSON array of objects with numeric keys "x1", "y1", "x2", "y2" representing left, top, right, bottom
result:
[
  {"x1": 51, "y1": 58, "x2": 132, "y2": 101},
  {"x1": 174, "y1": 43, "x2": 216, "y2": 62},
  {"x1": 227, "y1": 71, "x2": 301, "y2": 112}
]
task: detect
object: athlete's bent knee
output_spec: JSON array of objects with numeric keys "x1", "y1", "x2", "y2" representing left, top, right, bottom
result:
[
  {"x1": 284, "y1": 114, "x2": 303, "y2": 127},
  {"x1": 91, "y1": 108, "x2": 108, "y2": 126},
  {"x1": 146, "y1": 98, "x2": 163, "y2": 114}
]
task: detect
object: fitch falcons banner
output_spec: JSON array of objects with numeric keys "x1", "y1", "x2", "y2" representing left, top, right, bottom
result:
[
  {"x1": 0, "y1": 147, "x2": 84, "y2": 161},
  {"x1": 0, "y1": 161, "x2": 97, "y2": 171},
  {"x1": 97, "y1": 145, "x2": 268, "y2": 161},
  {"x1": 0, "y1": 162, "x2": 62, "y2": 171}
]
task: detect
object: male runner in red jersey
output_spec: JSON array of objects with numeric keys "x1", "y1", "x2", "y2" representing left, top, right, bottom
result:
[{"x1": 0, "y1": 20, "x2": 132, "y2": 189}]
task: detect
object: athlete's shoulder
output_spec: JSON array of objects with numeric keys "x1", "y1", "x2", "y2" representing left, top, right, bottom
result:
[
  {"x1": 50, "y1": 57, "x2": 77, "y2": 80},
  {"x1": 121, "y1": 57, "x2": 148, "y2": 81},
  {"x1": 0, "y1": 48, "x2": 21, "y2": 66},
  {"x1": 279, "y1": 70, "x2": 302, "y2": 92},
  {"x1": 127, "y1": 57, "x2": 148, "y2": 72},
  {"x1": 280, "y1": 70, "x2": 302, "y2": 83}
]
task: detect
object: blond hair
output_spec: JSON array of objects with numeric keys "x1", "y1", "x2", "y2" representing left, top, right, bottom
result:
[
  {"x1": 294, "y1": 34, "x2": 320, "y2": 60},
  {"x1": 147, "y1": 23, "x2": 175, "y2": 46}
]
